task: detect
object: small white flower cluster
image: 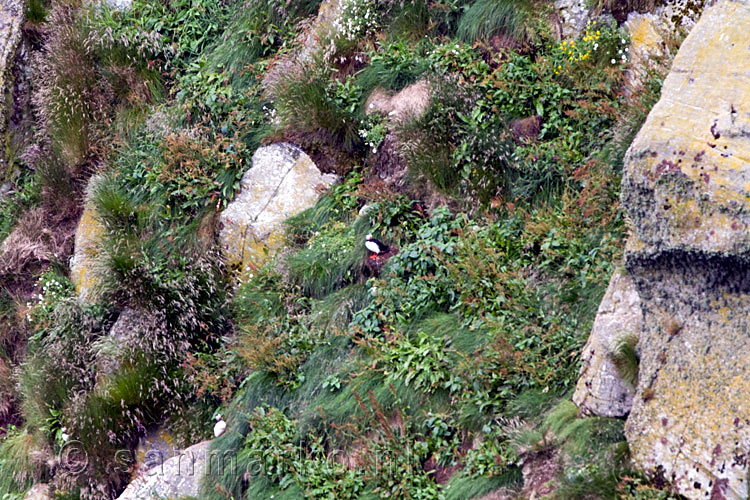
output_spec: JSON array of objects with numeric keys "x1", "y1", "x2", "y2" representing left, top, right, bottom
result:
[
  {"x1": 332, "y1": 0, "x2": 378, "y2": 42},
  {"x1": 358, "y1": 113, "x2": 387, "y2": 155},
  {"x1": 262, "y1": 104, "x2": 278, "y2": 124},
  {"x1": 611, "y1": 39, "x2": 630, "y2": 65},
  {"x1": 25, "y1": 274, "x2": 70, "y2": 323}
]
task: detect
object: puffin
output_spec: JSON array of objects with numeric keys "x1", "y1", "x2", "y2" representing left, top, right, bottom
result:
[
  {"x1": 213, "y1": 414, "x2": 227, "y2": 438},
  {"x1": 365, "y1": 234, "x2": 388, "y2": 259}
]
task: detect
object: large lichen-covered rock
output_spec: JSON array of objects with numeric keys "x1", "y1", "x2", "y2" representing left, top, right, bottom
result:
[
  {"x1": 623, "y1": 13, "x2": 670, "y2": 93},
  {"x1": 219, "y1": 143, "x2": 337, "y2": 279},
  {"x1": 116, "y1": 440, "x2": 210, "y2": 500},
  {"x1": 621, "y1": 1, "x2": 750, "y2": 258},
  {"x1": 626, "y1": 253, "x2": 750, "y2": 500},
  {"x1": 576, "y1": 2, "x2": 750, "y2": 498},
  {"x1": 573, "y1": 269, "x2": 641, "y2": 418},
  {"x1": 70, "y1": 181, "x2": 105, "y2": 302},
  {"x1": 135, "y1": 427, "x2": 180, "y2": 471}
]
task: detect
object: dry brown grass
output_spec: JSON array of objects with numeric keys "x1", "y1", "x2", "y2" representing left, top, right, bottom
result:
[
  {"x1": 0, "y1": 199, "x2": 79, "y2": 295},
  {"x1": 0, "y1": 357, "x2": 21, "y2": 432}
]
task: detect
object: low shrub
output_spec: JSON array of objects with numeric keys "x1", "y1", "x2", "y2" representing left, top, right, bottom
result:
[{"x1": 399, "y1": 78, "x2": 516, "y2": 203}]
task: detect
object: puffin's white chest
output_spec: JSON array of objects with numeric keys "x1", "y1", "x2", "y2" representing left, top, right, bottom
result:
[
  {"x1": 214, "y1": 420, "x2": 227, "y2": 437},
  {"x1": 365, "y1": 240, "x2": 382, "y2": 254}
]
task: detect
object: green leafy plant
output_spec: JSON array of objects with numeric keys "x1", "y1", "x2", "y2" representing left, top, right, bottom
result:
[
  {"x1": 383, "y1": 332, "x2": 454, "y2": 394},
  {"x1": 25, "y1": 270, "x2": 74, "y2": 330}
]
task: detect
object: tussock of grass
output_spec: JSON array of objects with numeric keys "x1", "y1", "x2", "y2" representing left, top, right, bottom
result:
[
  {"x1": 308, "y1": 283, "x2": 371, "y2": 332},
  {"x1": 387, "y1": 0, "x2": 465, "y2": 40},
  {"x1": 457, "y1": 0, "x2": 534, "y2": 45},
  {"x1": 444, "y1": 470, "x2": 522, "y2": 500},
  {"x1": 205, "y1": 0, "x2": 322, "y2": 78},
  {"x1": 404, "y1": 313, "x2": 489, "y2": 355},
  {"x1": 285, "y1": 220, "x2": 369, "y2": 299},
  {"x1": 611, "y1": 334, "x2": 639, "y2": 387},
  {"x1": 0, "y1": 428, "x2": 46, "y2": 496},
  {"x1": 543, "y1": 400, "x2": 631, "y2": 500},
  {"x1": 273, "y1": 62, "x2": 362, "y2": 154},
  {"x1": 25, "y1": 0, "x2": 48, "y2": 24},
  {"x1": 506, "y1": 389, "x2": 557, "y2": 421},
  {"x1": 356, "y1": 42, "x2": 429, "y2": 95}
]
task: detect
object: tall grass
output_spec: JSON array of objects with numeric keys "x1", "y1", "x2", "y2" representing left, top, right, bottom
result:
[
  {"x1": 205, "y1": 0, "x2": 322, "y2": 78},
  {"x1": 355, "y1": 41, "x2": 429, "y2": 95},
  {"x1": 32, "y1": 2, "x2": 108, "y2": 167},
  {"x1": 0, "y1": 429, "x2": 47, "y2": 496},
  {"x1": 387, "y1": 0, "x2": 467, "y2": 41},
  {"x1": 457, "y1": 0, "x2": 535, "y2": 45},
  {"x1": 273, "y1": 62, "x2": 362, "y2": 154}
]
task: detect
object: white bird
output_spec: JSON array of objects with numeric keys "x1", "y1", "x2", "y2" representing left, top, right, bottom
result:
[
  {"x1": 365, "y1": 234, "x2": 388, "y2": 259},
  {"x1": 60, "y1": 427, "x2": 70, "y2": 443},
  {"x1": 213, "y1": 414, "x2": 226, "y2": 438}
]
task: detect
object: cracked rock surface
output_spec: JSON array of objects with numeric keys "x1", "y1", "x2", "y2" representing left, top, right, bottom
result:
[
  {"x1": 573, "y1": 269, "x2": 640, "y2": 418},
  {"x1": 219, "y1": 143, "x2": 338, "y2": 280}
]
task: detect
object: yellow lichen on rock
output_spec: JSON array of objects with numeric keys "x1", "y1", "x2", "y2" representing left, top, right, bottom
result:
[
  {"x1": 623, "y1": 0, "x2": 750, "y2": 256},
  {"x1": 578, "y1": 2, "x2": 750, "y2": 499},
  {"x1": 219, "y1": 143, "x2": 338, "y2": 283},
  {"x1": 70, "y1": 189, "x2": 105, "y2": 302}
]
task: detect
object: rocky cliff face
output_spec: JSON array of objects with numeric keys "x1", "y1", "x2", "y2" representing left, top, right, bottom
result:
[{"x1": 575, "y1": 1, "x2": 750, "y2": 498}]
